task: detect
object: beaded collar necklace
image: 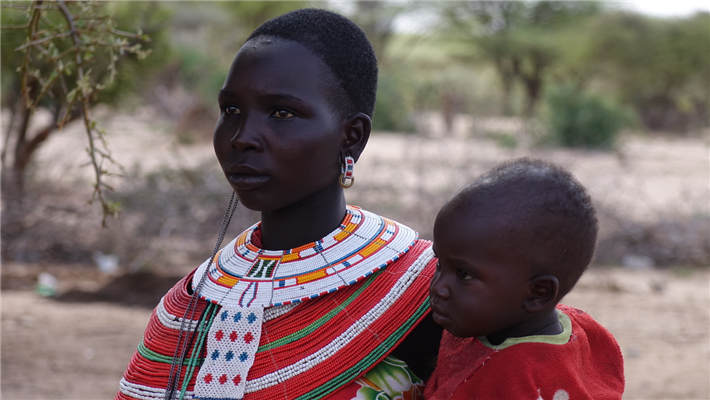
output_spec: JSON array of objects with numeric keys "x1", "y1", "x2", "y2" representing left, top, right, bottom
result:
[
  {"x1": 192, "y1": 205, "x2": 418, "y2": 307},
  {"x1": 176, "y1": 205, "x2": 417, "y2": 399}
]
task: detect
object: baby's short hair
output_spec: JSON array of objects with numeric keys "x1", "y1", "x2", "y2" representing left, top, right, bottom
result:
[
  {"x1": 445, "y1": 157, "x2": 598, "y2": 297},
  {"x1": 248, "y1": 8, "x2": 378, "y2": 117}
]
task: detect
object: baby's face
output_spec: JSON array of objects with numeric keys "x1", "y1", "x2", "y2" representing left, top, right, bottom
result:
[
  {"x1": 430, "y1": 209, "x2": 534, "y2": 339},
  {"x1": 213, "y1": 37, "x2": 344, "y2": 212}
]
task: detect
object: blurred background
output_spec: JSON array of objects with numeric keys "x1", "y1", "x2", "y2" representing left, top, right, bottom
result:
[{"x1": 1, "y1": 1, "x2": 708, "y2": 399}]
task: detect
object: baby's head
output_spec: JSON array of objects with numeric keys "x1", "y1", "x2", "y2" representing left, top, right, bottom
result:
[{"x1": 430, "y1": 158, "x2": 597, "y2": 342}]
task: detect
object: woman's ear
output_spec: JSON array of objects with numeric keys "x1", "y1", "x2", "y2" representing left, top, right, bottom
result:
[
  {"x1": 341, "y1": 112, "x2": 371, "y2": 162},
  {"x1": 524, "y1": 274, "x2": 559, "y2": 313}
]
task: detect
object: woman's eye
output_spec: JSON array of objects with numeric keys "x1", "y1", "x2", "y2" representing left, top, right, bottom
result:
[
  {"x1": 272, "y1": 109, "x2": 294, "y2": 119},
  {"x1": 224, "y1": 106, "x2": 240, "y2": 115},
  {"x1": 456, "y1": 269, "x2": 475, "y2": 281}
]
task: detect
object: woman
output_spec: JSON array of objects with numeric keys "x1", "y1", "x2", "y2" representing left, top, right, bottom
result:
[{"x1": 117, "y1": 9, "x2": 439, "y2": 400}]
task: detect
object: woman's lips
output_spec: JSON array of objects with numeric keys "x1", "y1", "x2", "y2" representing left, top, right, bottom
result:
[{"x1": 228, "y1": 173, "x2": 269, "y2": 190}]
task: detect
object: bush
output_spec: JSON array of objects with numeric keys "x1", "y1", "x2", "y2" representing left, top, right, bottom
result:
[
  {"x1": 544, "y1": 84, "x2": 628, "y2": 149},
  {"x1": 1, "y1": 162, "x2": 259, "y2": 270},
  {"x1": 372, "y1": 72, "x2": 417, "y2": 133}
]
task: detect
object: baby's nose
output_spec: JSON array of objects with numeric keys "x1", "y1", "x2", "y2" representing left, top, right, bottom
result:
[{"x1": 429, "y1": 276, "x2": 450, "y2": 300}]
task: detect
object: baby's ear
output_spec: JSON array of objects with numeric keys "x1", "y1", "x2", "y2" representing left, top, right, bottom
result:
[
  {"x1": 524, "y1": 274, "x2": 559, "y2": 313},
  {"x1": 341, "y1": 112, "x2": 371, "y2": 162}
]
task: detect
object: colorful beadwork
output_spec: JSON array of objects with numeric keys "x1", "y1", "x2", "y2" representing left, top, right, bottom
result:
[
  {"x1": 194, "y1": 306, "x2": 263, "y2": 400},
  {"x1": 340, "y1": 155, "x2": 355, "y2": 188},
  {"x1": 193, "y1": 206, "x2": 417, "y2": 307},
  {"x1": 116, "y1": 208, "x2": 436, "y2": 400}
]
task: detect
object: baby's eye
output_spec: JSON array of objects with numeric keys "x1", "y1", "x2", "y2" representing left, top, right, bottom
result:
[
  {"x1": 272, "y1": 109, "x2": 295, "y2": 119},
  {"x1": 456, "y1": 269, "x2": 475, "y2": 281},
  {"x1": 224, "y1": 106, "x2": 240, "y2": 115}
]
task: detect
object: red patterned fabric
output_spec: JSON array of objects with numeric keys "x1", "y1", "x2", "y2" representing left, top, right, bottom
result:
[
  {"x1": 424, "y1": 305, "x2": 625, "y2": 400},
  {"x1": 117, "y1": 240, "x2": 436, "y2": 400}
]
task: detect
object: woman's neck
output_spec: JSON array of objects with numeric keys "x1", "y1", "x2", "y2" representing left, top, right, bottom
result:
[{"x1": 259, "y1": 184, "x2": 347, "y2": 250}]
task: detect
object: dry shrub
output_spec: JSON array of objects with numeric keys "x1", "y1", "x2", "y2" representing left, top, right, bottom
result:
[
  {"x1": 1, "y1": 162, "x2": 259, "y2": 272},
  {"x1": 2, "y1": 156, "x2": 707, "y2": 271},
  {"x1": 349, "y1": 169, "x2": 710, "y2": 269},
  {"x1": 595, "y1": 209, "x2": 710, "y2": 267}
]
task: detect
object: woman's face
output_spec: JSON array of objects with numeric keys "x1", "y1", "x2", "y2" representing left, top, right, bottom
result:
[{"x1": 214, "y1": 37, "x2": 344, "y2": 212}]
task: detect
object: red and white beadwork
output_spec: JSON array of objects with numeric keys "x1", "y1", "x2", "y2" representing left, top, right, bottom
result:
[
  {"x1": 118, "y1": 246, "x2": 434, "y2": 400},
  {"x1": 192, "y1": 206, "x2": 417, "y2": 307},
  {"x1": 194, "y1": 306, "x2": 263, "y2": 400},
  {"x1": 117, "y1": 207, "x2": 433, "y2": 400},
  {"x1": 340, "y1": 155, "x2": 355, "y2": 188}
]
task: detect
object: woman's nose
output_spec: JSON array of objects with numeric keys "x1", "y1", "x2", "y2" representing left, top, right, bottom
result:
[{"x1": 229, "y1": 118, "x2": 262, "y2": 152}]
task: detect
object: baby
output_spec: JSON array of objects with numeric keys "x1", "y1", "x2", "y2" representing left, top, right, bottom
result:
[{"x1": 425, "y1": 158, "x2": 625, "y2": 400}]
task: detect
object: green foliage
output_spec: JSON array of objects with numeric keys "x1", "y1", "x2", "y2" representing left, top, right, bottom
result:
[
  {"x1": 157, "y1": 1, "x2": 308, "y2": 106},
  {"x1": 98, "y1": 2, "x2": 173, "y2": 105},
  {"x1": 372, "y1": 71, "x2": 416, "y2": 133},
  {"x1": 440, "y1": 1, "x2": 603, "y2": 117},
  {"x1": 1, "y1": 2, "x2": 170, "y2": 107},
  {"x1": 173, "y1": 46, "x2": 225, "y2": 101},
  {"x1": 218, "y1": 1, "x2": 310, "y2": 38},
  {"x1": 1, "y1": 8, "x2": 29, "y2": 96},
  {"x1": 435, "y1": 2, "x2": 708, "y2": 132},
  {"x1": 544, "y1": 84, "x2": 628, "y2": 149},
  {"x1": 586, "y1": 11, "x2": 710, "y2": 131},
  {"x1": 372, "y1": 63, "x2": 492, "y2": 134},
  {"x1": 495, "y1": 133, "x2": 518, "y2": 149},
  {"x1": 344, "y1": 1, "x2": 414, "y2": 62},
  {"x1": 1, "y1": 1, "x2": 151, "y2": 226}
]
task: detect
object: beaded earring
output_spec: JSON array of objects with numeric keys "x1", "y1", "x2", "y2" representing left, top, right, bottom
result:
[{"x1": 340, "y1": 155, "x2": 355, "y2": 189}]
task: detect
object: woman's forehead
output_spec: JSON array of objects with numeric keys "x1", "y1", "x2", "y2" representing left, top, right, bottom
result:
[
  {"x1": 234, "y1": 37, "x2": 314, "y2": 65},
  {"x1": 227, "y1": 38, "x2": 329, "y2": 81}
]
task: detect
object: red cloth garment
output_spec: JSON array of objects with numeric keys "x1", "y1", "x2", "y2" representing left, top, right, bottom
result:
[
  {"x1": 424, "y1": 304, "x2": 625, "y2": 400},
  {"x1": 116, "y1": 207, "x2": 436, "y2": 400}
]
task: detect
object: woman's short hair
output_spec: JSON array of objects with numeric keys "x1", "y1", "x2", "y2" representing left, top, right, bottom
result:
[{"x1": 248, "y1": 8, "x2": 378, "y2": 117}]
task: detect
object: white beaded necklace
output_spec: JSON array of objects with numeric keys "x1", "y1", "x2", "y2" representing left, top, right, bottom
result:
[
  {"x1": 189, "y1": 205, "x2": 417, "y2": 399},
  {"x1": 193, "y1": 205, "x2": 418, "y2": 307}
]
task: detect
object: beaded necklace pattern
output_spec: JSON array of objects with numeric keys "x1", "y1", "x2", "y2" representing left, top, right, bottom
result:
[
  {"x1": 193, "y1": 206, "x2": 417, "y2": 307},
  {"x1": 193, "y1": 306, "x2": 263, "y2": 399},
  {"x1": 117, "y1": 207, "x2": 435, "y2": 400},
  {"x1": 185, "y1": 206, "x2": 417, "y2": 400}
]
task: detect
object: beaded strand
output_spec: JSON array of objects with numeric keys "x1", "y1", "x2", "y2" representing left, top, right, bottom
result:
[
  {"x1": 118, "y1": 206, "x2": 436, "y2": 400},
  {"x1": 165, "y1": 192, "x2": 238, "y2": 400},
  {"x1": 179, "y1": 302, "x2": 219, "y2": 400},
  {"x1": 117, "y1": 241, "x2": 436, "y2": 400}
]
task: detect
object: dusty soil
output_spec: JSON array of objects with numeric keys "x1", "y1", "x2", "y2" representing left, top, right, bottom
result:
[
  {"x1": 2, "y1": 266, "x2": 708, "y2": 399},
  {"x1": 563, "y1": 267, "x2": 709, "y2": 400},
  {"x1": 2, "y1": 110, "x2": 709, "y2": 399}
]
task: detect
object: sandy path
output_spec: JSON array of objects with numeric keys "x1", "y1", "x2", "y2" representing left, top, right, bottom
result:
[
  {"x1": 564, "y1": 268, "x2": 710, "y2": 399},
  {"x1": 2, "y1": 268, "x2": 708, "y2": 400},
  {"x1": 1, "y1": 292, "x2": 151, "y2": 399}
]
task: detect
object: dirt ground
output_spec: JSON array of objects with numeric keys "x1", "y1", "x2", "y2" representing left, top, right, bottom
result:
[
  {"x1": 2, "y1": 110, "x2": 709, "y2": 399},
  {"x1": 2, "y1": 265, "x2": 708, "y2": 400}
]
